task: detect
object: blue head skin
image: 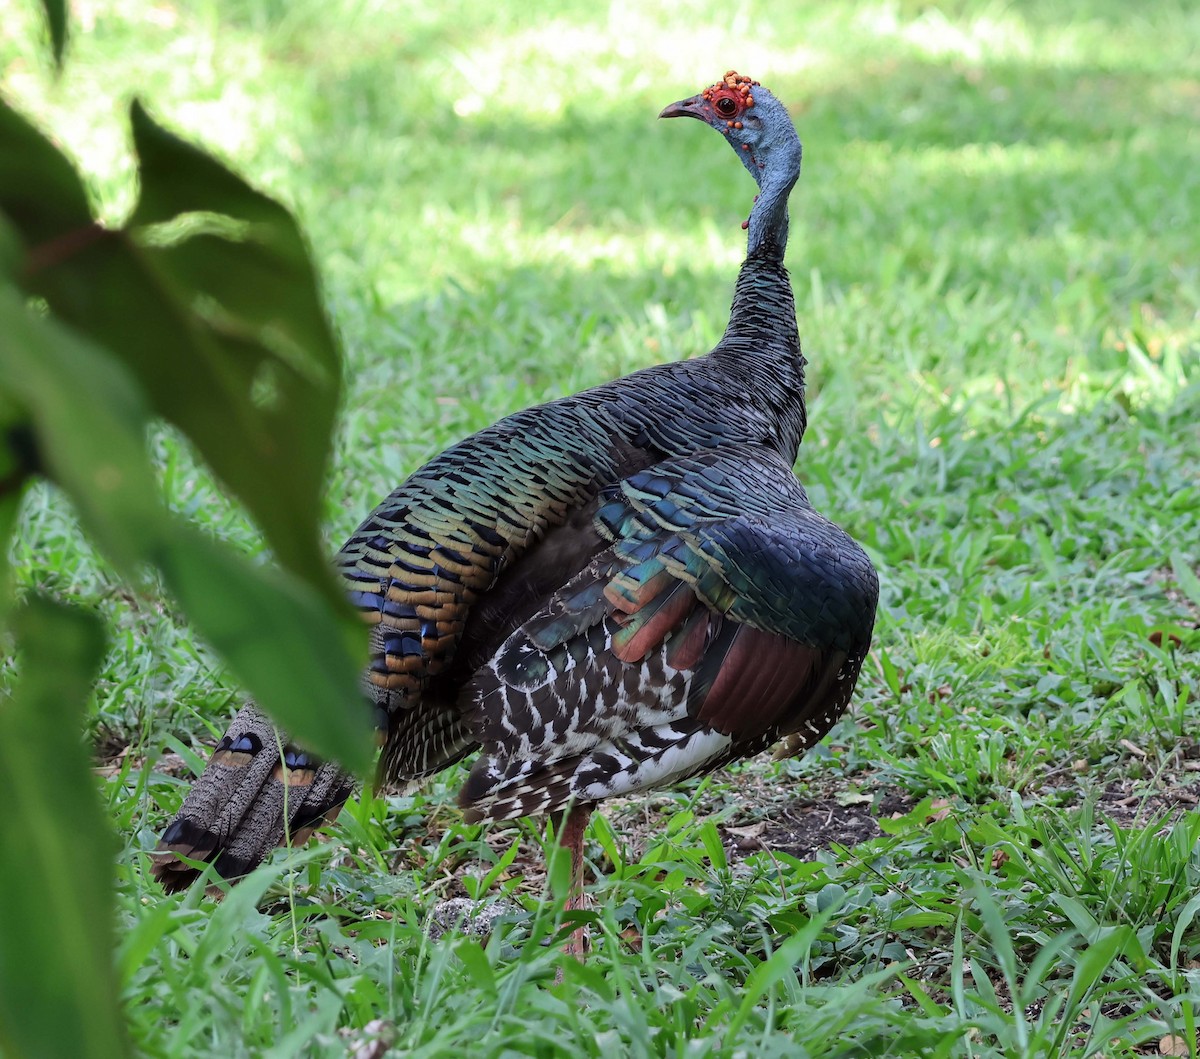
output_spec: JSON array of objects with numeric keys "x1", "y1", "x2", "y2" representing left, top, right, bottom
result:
[{"x1": 660, "y1": 72, "x2": 802, "y2": 260}]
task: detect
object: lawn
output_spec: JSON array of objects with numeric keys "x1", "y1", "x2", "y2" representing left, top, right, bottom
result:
[{"x1": 3, "y1": 0, "x2": 1199, "y2": 1055}]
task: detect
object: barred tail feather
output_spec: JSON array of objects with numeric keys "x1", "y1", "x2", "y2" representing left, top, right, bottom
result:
[{"x1": 151, "y1": 703, "x2": 355, "y2": 893}]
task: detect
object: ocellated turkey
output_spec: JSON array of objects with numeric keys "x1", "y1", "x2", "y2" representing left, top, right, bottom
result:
[{"x1": 152, "y1": 73, "x2": 880, "y2": 925}]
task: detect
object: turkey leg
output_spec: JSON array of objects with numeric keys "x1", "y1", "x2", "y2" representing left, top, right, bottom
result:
[{"x1": 558, "y1": 802, "x2": 592, "y2": 958}]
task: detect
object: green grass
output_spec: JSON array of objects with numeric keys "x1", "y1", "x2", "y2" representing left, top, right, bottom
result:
[{"x1": 4, "y1": 0, "x2": 1200, "y2": 1055}]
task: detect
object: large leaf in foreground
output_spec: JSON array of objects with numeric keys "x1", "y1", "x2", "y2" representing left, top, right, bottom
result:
[
  {"x1": 0, "y1": 99, "x2": 345, "y2": 608},
  {"x1": 0, "y1": 287, "x2": 161, "y2": 571},
  {"x1": 0, "y1": 294, "x2": 371, "y2": 772},
  {"x1": 0, "y1": 599, "x2": 129, "y2": 1059},
  {"x1": 0, "y1": 100, "x2": 91, "y2": 246}
]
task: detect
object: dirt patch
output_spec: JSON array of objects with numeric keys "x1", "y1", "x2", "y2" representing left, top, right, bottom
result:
[
  {"x1": 1080, "y1": 777, "x2": 1200, "y2": 830},
  {"x1": 1039, "y1": 737, "x2": 1200, "y2": 831},
  {"x1": 729, "y1": 788, "x2": 917, "y2": 860}
]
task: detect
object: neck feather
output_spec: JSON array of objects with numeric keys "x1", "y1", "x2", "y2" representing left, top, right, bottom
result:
[{"x1": 713, "y1": 247, "x2": 807, "y2": 456}]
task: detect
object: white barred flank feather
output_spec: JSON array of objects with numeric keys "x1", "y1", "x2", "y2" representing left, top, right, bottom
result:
[{"x1": 464, "y1": 725, "x2": 735, "y2": 823}]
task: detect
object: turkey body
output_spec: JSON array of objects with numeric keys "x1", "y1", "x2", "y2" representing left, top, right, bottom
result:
[{"x1": 152, "y1": 74, "x2": 879, "y2": 893}]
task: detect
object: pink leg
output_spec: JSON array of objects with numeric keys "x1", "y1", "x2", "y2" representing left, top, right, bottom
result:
[{"x1": 559, "y1": 803, "x2": 592, "y2": 958}]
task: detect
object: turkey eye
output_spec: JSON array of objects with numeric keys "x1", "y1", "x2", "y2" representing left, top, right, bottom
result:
[{"x1": 715, "y1": 96, "x2": 737, "y2": 117}]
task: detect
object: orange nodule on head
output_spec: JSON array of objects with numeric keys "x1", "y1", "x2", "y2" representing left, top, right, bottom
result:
[
  {"x1": 702, "y1": 71, "x2": 760, "y2": 102},
  {"x1": 721, "y1": 70, "x2": 760, "y2": 90},
  {"x1": 698, "y1": 70, "x2": 761, "y2": 123}
]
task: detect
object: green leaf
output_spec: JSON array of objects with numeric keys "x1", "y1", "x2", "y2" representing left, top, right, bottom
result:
[
  {"x1": 1066, "y1": 927, "x2": 1138, "y2": 1011},
  {"x1": 11, "y1": 101, "x2": 345, "y2": 612},
  {"x1": 0, "y1": 598, "x2": 130, "y2": 1059},
  {"x1": 1, "y1": 99, "x2": 366, "y2": 765},
  {"x1": 589, "y1": 811, "x2": 625, "y2": 876},
  {"x1": 1051, "y1": 893, "x2": 1101, "y2": 939},
  {"x1": 155, "y1": 521, "x2": 371, "y2": 774},
  {"x1": 974, "y1": 886, "x2": 1020, "y2": 990},
  {"x1": 726, "y1": 904, "x2": 840, "y2": 1040},
  {"x1": 115, "y1": 899, "x2": 180, "y2": 990},
  {"x1": 0, "y1": 292, "x2": 369, "y2": 772},
  {"x1": 186, "y1": 847, "x2": 331, "y2": 968},
  {"x1": 1170, "y1": 550, "x2": 1200, "y2": 609},
  {"x1": 0, "y1": 288, "x2": 162, "y2": 573},
  {"x1": 454, "y1": 940, "x2": 498, "y2": 996},
  {"x1": 698, "y1": 821, "x2": 727, "y2": 870},
  {"x1": 478, "y1": 836, "x2": 521, "y2": 894},
  {"x1": 0, "y1": 99, "x2": 93, "y2": 246},
  {"x1": 898, "y1": 974, "x2": 947, "y2": 1017},
  {"x1": 0, "y1": 213, "x2": 23, "y2": 278},
  {"x1": 125, "y1": 101, "x2": 343, "y2": 593},
  {"x1": 129, "y1": 100, "x2": 304, "y2": 233},
  {"x1": 968, "y1": 956, "x2": 1002, "y2": 1015},
  {"x1": 262, "y1": 992, "x2": 345, "y2": 1059},
  {"x1": 1170, "y1": 893, "x2": 1200, "y2": 977},
  {"x1": 0, "y1": 480, "x2": 24, "y2": 616},
  {"x1": 877, "y1": 796, "x2": 938, "y2": 835},
  {"x1": 878, "y1": 646, "x2": 902, "y2": 696},
  {"x1": 0, "y1": 380, "x2": 31, "y2": 620},
  {"x1": 891, "y1": 910, "x2": 955, "y2": 930},
  {"x1": 39, "y1": 0, "x2": 68, "y2": 66}
]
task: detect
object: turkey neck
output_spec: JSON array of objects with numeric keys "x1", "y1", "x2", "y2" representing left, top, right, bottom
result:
[
  {"x1": 710, "y1": 242, "x2": 807, "y2": 461},
  {"x1": 745, "y1": 160, "x2": 797, "y2": 262},
  {"x1": 710, "y1": 129, "x2": 807, "y2": 457}
]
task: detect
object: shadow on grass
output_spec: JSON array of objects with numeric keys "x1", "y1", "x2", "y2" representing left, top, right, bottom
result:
[{"x1": 282, "y1": 50, "x2": 1196, "y2": 315}]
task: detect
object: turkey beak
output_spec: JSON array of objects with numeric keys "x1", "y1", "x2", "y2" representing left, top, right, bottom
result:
[{"x1": 659, "y1": 95, "x2": 706, "y2": 120}]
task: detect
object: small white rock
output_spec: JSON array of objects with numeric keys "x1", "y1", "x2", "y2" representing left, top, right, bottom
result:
[{"x1": 427, "y1": 897, "x2": 520, "y2": 940}]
